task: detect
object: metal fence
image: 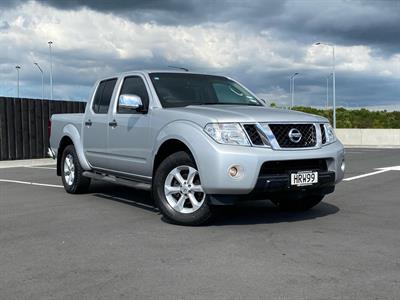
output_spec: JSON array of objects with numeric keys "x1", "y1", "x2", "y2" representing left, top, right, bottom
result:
[{"x1": 0, "y1": 97, "x2": 86, "y2": 161}]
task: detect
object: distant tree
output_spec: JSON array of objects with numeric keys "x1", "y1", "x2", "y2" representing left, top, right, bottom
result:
[{"x1": 291, "y1": 106, "x2": 400, "y2": 129}]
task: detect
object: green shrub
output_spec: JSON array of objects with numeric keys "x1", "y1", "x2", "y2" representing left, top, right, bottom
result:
[{"x1": 288, "y1": 106, "x2": 400, "y2": 128}]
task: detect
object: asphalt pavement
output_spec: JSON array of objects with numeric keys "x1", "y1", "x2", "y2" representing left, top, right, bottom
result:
[{"x1": 0, "y1": 148, "x2": 399, "y2": 299}]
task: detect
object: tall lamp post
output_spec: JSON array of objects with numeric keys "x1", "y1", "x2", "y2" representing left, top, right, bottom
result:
[
  {"x1": 315, "y1": 42, "x2": 336, "y2": 128},
  {"x1": 290, "y1": 72, "x2": 299, "y2": 108},
  {"x1": 15, "y1": 65, "x2": 21, "y2": 98},
  {"x1": 326, "y1": 73, "x2": 332, "y2": 108},
  {"x1": 34, "y1": 62, "x2": 44, "y2": 100},
  {"x1": 48, "y1": 41, "x2": 53, "y2": 100}
]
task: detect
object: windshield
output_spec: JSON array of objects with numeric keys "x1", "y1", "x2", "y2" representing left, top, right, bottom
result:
[{"x1": 149, "y1": 73, "x2": 262, "y2": 108}]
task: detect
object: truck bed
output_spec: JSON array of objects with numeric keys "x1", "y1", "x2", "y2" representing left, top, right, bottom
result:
[{"x1": 50, "y1": 113, "x2": 84, "y2": 152}]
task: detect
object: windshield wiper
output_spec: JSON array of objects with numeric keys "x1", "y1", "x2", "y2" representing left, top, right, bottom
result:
[{"x1": 189, "y1": 103, "x2": 218, "y2": 106}]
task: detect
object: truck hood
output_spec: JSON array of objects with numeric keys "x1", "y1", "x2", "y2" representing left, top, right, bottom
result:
[{"x1": 168, "y1": 105, "x2": 327, "y2": 125}]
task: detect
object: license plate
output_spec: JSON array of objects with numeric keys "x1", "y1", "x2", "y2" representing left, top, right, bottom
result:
[{"x1": 290, "y1": 171, "x2": 318, "y2": 186}]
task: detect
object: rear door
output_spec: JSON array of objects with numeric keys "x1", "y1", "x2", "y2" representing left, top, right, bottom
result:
[
  {"x1": 103, "y1": 75, "x2": 151, "y2": 179},
  {"x1": 82, "y1": 78, "x2": 117, "y2": 168}
]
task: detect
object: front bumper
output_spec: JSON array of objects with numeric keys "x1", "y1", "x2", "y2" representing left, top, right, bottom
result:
[
  {"x1": 194, "y1": 138, "x2": 345, "y2": 195},
  {"x1": 254, "y1": 171, "x2": 335, "y2": 193},
  {"x1": 208, "y1": 171, "x2": 335, "y2": 205}
]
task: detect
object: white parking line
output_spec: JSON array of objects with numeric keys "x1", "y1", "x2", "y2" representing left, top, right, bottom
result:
[
  {"x1": 23, "y1": 166, "x2": 57, "y2": 170},
  {"x1": 0, "y1": 179, "x2": 63, "y2": 188},
  {"x1": 343, "y1": 170, "x2": 389, "y2": 181},
  {"x1": 344, "y1": 165, "x2": 400, "y2": 181},
  {"x1": 0, "y1": 158, "x2": 55, "y2": 169}
]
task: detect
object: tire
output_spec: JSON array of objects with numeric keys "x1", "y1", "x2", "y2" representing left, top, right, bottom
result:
[
  {"x1": 271, "y1": 194, "x2": 324, "y2": 211},
  {"x1": 153, "y1": 151, "x2": 212, "y2": 226},
  {"x1": 61, "y1": 144, "x2": 91, "y2": 194}
]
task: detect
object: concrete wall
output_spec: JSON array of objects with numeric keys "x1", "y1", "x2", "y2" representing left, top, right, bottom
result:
[{"x1": 336, "y1": 129, "x2": 400, "y2": 147}]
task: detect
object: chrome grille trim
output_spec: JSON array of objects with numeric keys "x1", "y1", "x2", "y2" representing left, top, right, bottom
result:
[
  {"x1": 320, "y1": 124, "x2": 327, "y2": 144},
  {"x1": 242, "y1": 122, "x2": 324, "y2": 150},
  {"x1": 268, "y1": 124, "x2": 317, "y2": 148}
]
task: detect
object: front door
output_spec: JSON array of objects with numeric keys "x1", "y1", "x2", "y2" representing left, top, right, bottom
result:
[{"x1": 104, "y1": 75, "x2": 151, "y2": 179}]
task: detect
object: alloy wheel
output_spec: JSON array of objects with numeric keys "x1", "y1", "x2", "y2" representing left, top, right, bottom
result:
[{"x1": 164, "y1": 165, "x2": 205, "y2": 214}]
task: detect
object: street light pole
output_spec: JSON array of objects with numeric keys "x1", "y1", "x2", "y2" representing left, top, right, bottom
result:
[
  {"x1": 326, "y1": 73, "x2": 332, "y2": 108},
  {"x1": 48, "y1": 41, "x2": 53, "y2": 100},
  {"x1": 332, "y1": 45, "x2": 336, "y2": 128},
  {"x1": 290, "y1": 72, "x2": 299, "y2": 108},
  {"x1": 326, "y1": 75, "x2": 329, "y2": 108},
  {"x1": 15, "y1": 65, "x2": 21, "y2": 98},
  {"x1": 34, "y1": 62, "x2": 44, "y2": 100},
  {"x1": 315, "y1": 42, "x2": 336, "y2": 128}
]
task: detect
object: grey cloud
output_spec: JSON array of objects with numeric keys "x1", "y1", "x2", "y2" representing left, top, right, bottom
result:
[
  {"x1": 4, "y1": 50, "x2": 400, "y2": 107},
  {"x1": 0, "y1": 0, "x2": 20, "y2": 8},
  {"x1": 0, "y1": 21, "x2": 10, "y2": 30},
  {"x1": 271, "y1": 0, "x2": 400, "y2": 55},
  {"x1": 18, "y1": 0, "x2": 400, "y2": 54},
  {"x1": 219, "y1": 66, "x2": 400, "y2": 108},
  {"x1": 4, "y1": 0, "x2": 399, "y2": 53},
  {"x1": 1, "y1": 0, "x2": 399, "y2": 107}
]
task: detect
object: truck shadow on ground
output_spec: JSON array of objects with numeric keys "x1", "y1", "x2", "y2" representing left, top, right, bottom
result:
[
  {"x1": 89, "y1": 181, "x2": 339, "y2": 226},
  {"x1": 211, "y1": 201, "x2": 339, "y2": 226}
]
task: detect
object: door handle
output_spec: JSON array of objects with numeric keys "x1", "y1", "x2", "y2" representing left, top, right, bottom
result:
[
  {"x1": 85, "y1": 120, "x2": 92, "y2": 127},
  {"x1": 108, "y1": 120, "x2": 118, "y2": 127}
]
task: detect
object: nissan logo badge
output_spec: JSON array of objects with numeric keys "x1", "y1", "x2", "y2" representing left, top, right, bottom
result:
[{"x1": 288, "y1": 128, "x2": 302, "y2": 143}]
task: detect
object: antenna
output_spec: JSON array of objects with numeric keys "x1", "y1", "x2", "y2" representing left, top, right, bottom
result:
[{"x1": 167, "y1": 66, "x2": 189, "y2": 72}]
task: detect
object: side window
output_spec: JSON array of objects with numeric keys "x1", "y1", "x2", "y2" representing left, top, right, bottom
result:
[
  {"x1": 98, "y1": 79, "x2": 117, "y2": 114},
  {"x1": 118, "y1": 76, "x2": 149, "y2": 114},
  {"x1": 92, "y1": 81, "x2": 105, "y2": 113},
  {"x1": 92, "y1": 78, "x2": 117, "y2": 114}
]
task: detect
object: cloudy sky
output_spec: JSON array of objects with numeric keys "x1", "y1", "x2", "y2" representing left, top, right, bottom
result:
[{"x1": 0, "y1": 0, "x2": 399, "y2": 108}]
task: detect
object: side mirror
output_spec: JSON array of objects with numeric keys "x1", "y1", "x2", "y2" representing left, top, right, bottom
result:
[{"x1": 118, "y1": 94, "x2": 143, "y2": 112}]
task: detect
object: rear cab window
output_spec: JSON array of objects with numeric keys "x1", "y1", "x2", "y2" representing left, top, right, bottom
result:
[{"x1": 92, "y1": 78, "x2": 117, "y2": 114}]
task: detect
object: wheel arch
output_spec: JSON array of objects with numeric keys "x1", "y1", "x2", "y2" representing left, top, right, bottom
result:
[
  {"x1": 152, "y1": 121, "x2": 211, "y2": 184},
  {"x1": 56, "y1": 124, "x2": 91, "y2": 175},
  {"x1": 153, "y1": 139, "x2": 195, "y2": 177}
]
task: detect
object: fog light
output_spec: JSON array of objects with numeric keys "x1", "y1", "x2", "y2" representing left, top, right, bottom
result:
[
  {"x1": 341, "y1": 160, "x2": 346, "y2": 172},
  {"x1": 229, "y1": 166, "x2": 238, "y2": 177}
]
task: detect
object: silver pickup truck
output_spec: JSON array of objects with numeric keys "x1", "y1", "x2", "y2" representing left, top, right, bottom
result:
[{"x1": 49, "y1": 70, "x2": 345, "y2": 225}]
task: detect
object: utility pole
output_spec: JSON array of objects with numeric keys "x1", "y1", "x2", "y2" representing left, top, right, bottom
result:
[
  {"x1": 48, "y1": 41, "x2": 53, "y2": 100},
  {"x1": 15, "y1": 65, "x2": 21, "y2": 98},
  {"x1": 290, "y1": 72, "x2": 299, "y2": 108},
  {"x1": 315, "y1": 42, "x2": 336, "y2": 128},
  {"x1": 326, "y1": 73, "x2": 332, "y2": 108}
]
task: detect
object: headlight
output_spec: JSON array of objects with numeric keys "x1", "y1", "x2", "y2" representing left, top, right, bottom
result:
[
  {"x1": 324, "y1": 123, "x2": 336, "y2": 144},
  {"x1": 204, "y1": 123, "x2": 250, "y2": 146}
]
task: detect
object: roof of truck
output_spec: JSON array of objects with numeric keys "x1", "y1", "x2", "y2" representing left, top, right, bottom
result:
[
  {"x1": 97, "y1": 69, "x2": 230, "y2": 83},
  {"x1": 118, "y1": 69, "x2": 227, "y2": 77}
]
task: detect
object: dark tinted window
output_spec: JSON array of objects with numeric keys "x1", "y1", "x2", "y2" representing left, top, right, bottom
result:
[
  {"x1": 92, "y1": 81, "x2": 105, "y2": 113},
  {"x1": 98, "y1": 79, "x2": 117, "y2": 114},
  {"x1": 149, "y1": 73, "x2": 261, "y2": 108},
  {"x1": 118, "y1": 76, "x2": 149, "y2": 113}
]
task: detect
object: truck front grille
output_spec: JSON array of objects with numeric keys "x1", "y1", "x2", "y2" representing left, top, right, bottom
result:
[
  {"x1": 243, "y1": 124, "x2": 264, "y2": 145},
  {"x1": 268, "y1": 124, "x2": 317, "y2": 148}
]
